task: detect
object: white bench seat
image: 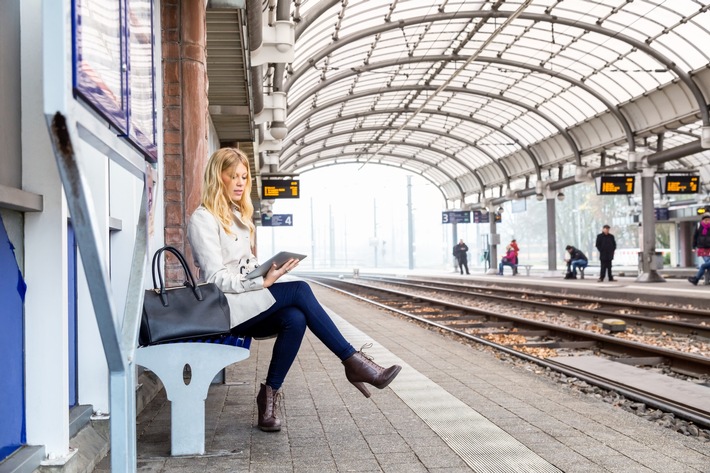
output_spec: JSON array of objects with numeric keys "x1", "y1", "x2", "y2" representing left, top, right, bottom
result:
[{"x1": 135, "y1": 336, "x2": 250, "y2": 455}]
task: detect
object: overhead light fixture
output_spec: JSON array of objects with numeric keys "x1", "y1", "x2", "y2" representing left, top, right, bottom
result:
[
  {"x1": 536, "y1": 194, "x2": 544, "y2": 201},
  {"x1": 269, "y1": 122, "x2": 288, "y2": 140},
  {"x1": 557, "y1": 192, "x2": 565, "y2": 202},
  {"x1": 497, "y1": 206, "x2": 504, "y2": 214}
]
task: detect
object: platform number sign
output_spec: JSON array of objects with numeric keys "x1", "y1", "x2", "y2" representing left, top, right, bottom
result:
[
  {"x1": 661, "y1": 175, "x2": 699, "y2": 194},
  {"x1": 441, "y1": 210, "x2": 471, "y2": 224},
  {"x1": 262, "y1": 214, "x2": 293, "y2": 227},
  {"x1": 596, "y1": 175, "x2": 635, "y2": 195}
]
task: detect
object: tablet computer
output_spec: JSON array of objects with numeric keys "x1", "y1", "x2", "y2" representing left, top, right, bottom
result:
[{"x1": 245, "y1": 251, "x2": 307, "y2": 279}]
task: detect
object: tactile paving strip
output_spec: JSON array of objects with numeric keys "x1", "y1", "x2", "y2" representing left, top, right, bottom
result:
[{"x1": 328, "y1": 309, "x2": 562, "y2": 473}]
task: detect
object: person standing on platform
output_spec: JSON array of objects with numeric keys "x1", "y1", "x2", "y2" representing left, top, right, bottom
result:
[
  {"x1": 188, "y1": 147, "x2": 401, "y2": 432},
  {"x1": 564, "y1": 245, "x2": 588, "y2": 279},
  {"x1": 509, "y1": 239, "x2": 520, "y2": 275},
  {"x1": 595, "y1": 225, "x2": 616, "y2": 282},
  {"x1": 453, "y1": 239, "x2": 470, "y2": 275},
  {"x1": 688, "y1": 214, "x2": 710, "y2": 285}
]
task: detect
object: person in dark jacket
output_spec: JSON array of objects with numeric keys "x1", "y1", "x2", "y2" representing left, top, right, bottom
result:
[
  {"x1": 564, "y1": 245, "x2": 588, "y2": 279},
  {"x1": 688, "y1": 214, "x2": 710, "y2": 285},
  {"x1": 595, "y1": 225, "x2": 617, "y2": 282},
  {"x1": 453, "y1": 239, "x2": 470, "y2": 275}
]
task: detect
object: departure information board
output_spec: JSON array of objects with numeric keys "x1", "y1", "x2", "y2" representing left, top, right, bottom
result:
[
  {"x1": 472, "y1": 211, "x2": 502, "y2": 223},
  {"x1": 662, "y1": 174, "x2": 699, "y2": 194},
  {"x1": 595, "y1": 175, "x2": 635, "y2": 195},
  {"x1": 262, "y1": 179, "x2": 300, "y2": 199}
]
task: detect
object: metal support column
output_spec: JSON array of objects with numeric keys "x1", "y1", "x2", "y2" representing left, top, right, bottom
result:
[
  {"x1": 407, "y1": 176, "x2": 414, "y2": 270},
  {"x1": 546, "y1": 197, "x2": 557, "y2": 271},
  {"x1": 488, "y1": 216, "x2": 498, "y2": 273},
  {"x1": 636, "y1": 169, "x2": 666, "y2": 282},
  {"x1": 452, "y1": 223, "x2": 458, "y2": 271}
]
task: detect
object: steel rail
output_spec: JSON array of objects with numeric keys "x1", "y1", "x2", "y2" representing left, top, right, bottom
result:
[
  {"x1": 358, "y1": 276, "x2": 710, "y2": 337},
  {"x1": 361, "y1": 274, "x2": 710, "y2": 318}
]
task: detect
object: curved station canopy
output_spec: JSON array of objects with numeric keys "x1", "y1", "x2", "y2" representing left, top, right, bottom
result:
[{"x1": 250, "y1": 0, "x2": 710, "y2": 207}]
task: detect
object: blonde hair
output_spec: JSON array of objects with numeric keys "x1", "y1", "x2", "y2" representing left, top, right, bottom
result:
[{"x1": 201, "y1": 147, "x2": 256, "y2": 242}]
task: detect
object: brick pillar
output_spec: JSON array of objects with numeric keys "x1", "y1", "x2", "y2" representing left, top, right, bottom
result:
[{"x1": 161, "y1": 0, "x2": 208, "y2": 283}]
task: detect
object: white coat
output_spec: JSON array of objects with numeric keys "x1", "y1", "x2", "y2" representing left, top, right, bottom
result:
[{"x1": 187, "y1": 206, "x2": 276, "y2": 327}]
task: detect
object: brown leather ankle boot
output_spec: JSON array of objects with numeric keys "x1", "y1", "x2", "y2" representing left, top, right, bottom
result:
[
  {"x1": 256, "y1": 383, "x2": 282, "y2": 432},
  {"x1": 342, "y1": 344, "x2": 402, "y2": 398}
]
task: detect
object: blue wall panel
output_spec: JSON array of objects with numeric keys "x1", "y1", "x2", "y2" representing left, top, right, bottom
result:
[{"x1": 0, "y1": 214, "x2": 26, "y2": 460}]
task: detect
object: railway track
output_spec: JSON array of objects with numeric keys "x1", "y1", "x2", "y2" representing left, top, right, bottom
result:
[
  {"x1": 303, "y1": 274, "x2": 710, "y2": 430},
  {"x1": 358, "y1": 275, "x2": 710, "y2": 339}
]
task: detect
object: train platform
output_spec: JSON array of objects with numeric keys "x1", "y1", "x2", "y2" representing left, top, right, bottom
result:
[{"x1": 91, "y1": 282, "x2": 709, "y2": 473}]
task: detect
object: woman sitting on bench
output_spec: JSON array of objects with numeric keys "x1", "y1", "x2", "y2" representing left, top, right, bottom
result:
[
  {"x1": 498, "y1": 245, "x2": 518, "y2": 275},
  {"x1": 188, "y1": 147, "x2": 401, "y2": 432}
]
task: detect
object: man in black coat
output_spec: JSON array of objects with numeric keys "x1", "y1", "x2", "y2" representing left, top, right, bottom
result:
[
  {"x1": 453, "y1": 239, "x2": 470, "y2": 275},
  {"x1": 595, "y1": 224, "x2": 617, "y2": 282}
]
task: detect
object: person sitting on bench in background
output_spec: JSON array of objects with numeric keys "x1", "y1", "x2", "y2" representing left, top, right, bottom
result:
[
  {"x1": 564, "y1": 245, "x2": 588, "y2": 279},
  {"x1": 188, "y1": 147, "x2": 401, "y2": 432},
  {"x1": 688, "y1": 213, "x2": 710, "y2": 286},
  {"x1": 509, "y1": 239, "x2": 520, "y2": 269},
  {"x1": 498, "y1": 245, "x2": 518, "y2": 276}
]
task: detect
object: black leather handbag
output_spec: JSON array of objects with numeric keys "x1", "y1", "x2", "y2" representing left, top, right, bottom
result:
[{"x1": 139, "y1": 246, "x2": 231, "y2": 346}]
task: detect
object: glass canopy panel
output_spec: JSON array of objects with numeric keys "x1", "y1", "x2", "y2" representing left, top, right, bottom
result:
[
  {"x1": 653, "y1": 27, "x2": 709, "y2": 73},
  {"x1": 501, "y1": 79, "x2": 565, "y2": 111},
  {"x1": 284, "y1": 0, "x2": 710, "y2": 199},
  {"x1": 508, "y1": 114, "x2": 558, "y2": 143}
]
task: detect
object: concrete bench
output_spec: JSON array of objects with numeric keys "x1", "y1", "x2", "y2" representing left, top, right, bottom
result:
[{"x1": 135, "y1": 335, "x2": 251, "y2": 455}]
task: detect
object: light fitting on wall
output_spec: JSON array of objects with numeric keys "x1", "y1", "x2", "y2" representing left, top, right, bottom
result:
[{"x1": 269, "y1": 122, "x2": 289, "y2": 140}]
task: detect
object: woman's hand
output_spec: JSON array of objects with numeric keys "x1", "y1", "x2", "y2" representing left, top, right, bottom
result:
[{"x1": 262, "y1": 258, "x2": 300, "y2": 288}]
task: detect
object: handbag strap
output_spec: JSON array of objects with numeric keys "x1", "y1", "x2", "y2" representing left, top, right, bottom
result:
[{"x1": 151, "y1": 246, "x2": 204, "y2": 306}]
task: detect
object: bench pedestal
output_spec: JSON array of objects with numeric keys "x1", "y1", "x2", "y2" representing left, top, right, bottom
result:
[{"x1": 135, "y1": 343, "x2": 250, "y2": 455}]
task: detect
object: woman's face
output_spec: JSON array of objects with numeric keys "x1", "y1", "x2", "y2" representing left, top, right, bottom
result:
[{"x1": 221, "y1": 161, "x2": 248, "y2": 203}]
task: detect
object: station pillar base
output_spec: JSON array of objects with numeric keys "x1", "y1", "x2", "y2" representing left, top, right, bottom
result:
[{"x1": 635, "y1": 270, "x2": 666, "y2": 283}]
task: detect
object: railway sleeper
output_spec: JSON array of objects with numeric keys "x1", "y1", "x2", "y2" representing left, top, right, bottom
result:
[
  {"x1": 608, "y1": 355, "x2": 708, "y2": 378},
  {"x1": 503, "y1": 330, "x2": 549, "y2": 337},
  {"x1": 666, "y1": 359, "x2": 710, "y2": 379},
  {"x1": 552, "y1": 341, "x2": 596, "y2": 349},
  {"x1": 466, "y1": 321, "x2": 515, "y2": 328},
  {"x1": 431, "y1": 315, "x2": 486, "y2": 322},
  {"x1": 611, "y1": 356, "x2": 666, "y2": 367},
  {"x1": 518, "y1": 341, "x2": 558, "y2": 348}
]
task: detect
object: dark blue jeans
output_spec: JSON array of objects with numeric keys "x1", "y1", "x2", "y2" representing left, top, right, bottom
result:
[
  {"x1": 695, "y1": 256, "x2": 710, "y2": 280},
  {"x1": 232, "y1": 281, "x2": 356, "y2": 390}
]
